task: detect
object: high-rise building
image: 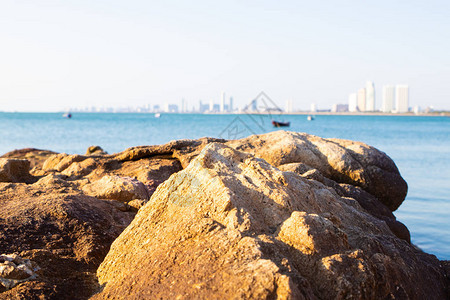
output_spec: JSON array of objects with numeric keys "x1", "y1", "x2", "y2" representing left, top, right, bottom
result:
[
  {"x1": 220, "y1": 92, "x2": 226, "y2": 112},
  {"x1": 357, "y1": 88, "x2": 366, "y2": 112},
  {"x1": 285, "y1": 99, "x2": 293, "y2": 113},
  {"x1": 209, "y1": 100, "x2": 214, "y2": 112},
  {"x1": 396, "y1": 85, "x2": 409, "y2": 113},
  {"x1": 365, "y1": 81, "x2": 375, "y2": 111},
  {"x1": 229, "y1": 97, "x2": 233, "y2": 112},
  {"x1": 348, "y1": 93, "x2": 357, "y2": 112},
  {"x1": 310, "y1": 103, "x2": 317, "y2": 112},
  {"x1": 381, "y1": 85, "x2": 395, "y2": 113}
]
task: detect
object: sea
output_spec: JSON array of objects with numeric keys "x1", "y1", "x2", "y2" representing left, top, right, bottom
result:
[{"x1": 0, "y1": 112, "x2": 449, "y2": 260}]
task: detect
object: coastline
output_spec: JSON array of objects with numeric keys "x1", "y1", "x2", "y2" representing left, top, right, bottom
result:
[{"x1": 1, "y1": 110, "x2": 449, "y2": 117}]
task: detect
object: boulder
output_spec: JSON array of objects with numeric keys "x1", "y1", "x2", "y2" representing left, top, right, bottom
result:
[
  {"x1": 94, "y1": 143, "x2": 446, "y2": 299},
  {"x1": 86, "y1": 146, "x2": 108, "y2": 156},
  {"x1": 82, "y1": 175, "x2": 150, "y2": 202},
  {"x1": 0, "y1": 181, "x2": 135, "y2": 299},
  {"x1": 0, "y1": 148, "x2": 56, "y2": 171},
  {"x1": 279, "y1": 163, "x2": 410, "y2": 242},
  {"x1": 0, "y1": 159, "x2": 31, "y2": 183},
  {"x1": 227, "y1": 131, "x2": 408, "y2": 211},
  {"x1": 61, "y1": 158, "x2": 97, "y2": 178},
  {"x1": 42, "y1": 154, "x2": 87, "y2": 172}
]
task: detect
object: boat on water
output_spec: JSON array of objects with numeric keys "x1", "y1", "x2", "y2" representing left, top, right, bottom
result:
[
  {"x1": 154, "y1": 113, "x2": 161, "y2": 118},
  {"x1": 272, "y1": 120, "x2": 290, "y2": 127},
  {"x1": 307, "y1": 115, "x2": 314, "y2": 121},
  {"x1": 62, "y1": 113, "x2": 72, "y2": 119}
]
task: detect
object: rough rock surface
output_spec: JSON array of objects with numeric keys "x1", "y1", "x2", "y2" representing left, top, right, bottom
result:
[
  {"x1": 0, "y1": 159, "x2": 32, "y2": 183},
  {"x1": 278, "y1": 162, "x2": 411, "y2": 242},
  {"x1": 0, "y1": 148, "x2": 56, "y2": 171},
  {"x1": 227, "y1": 131, "x2": 408, "y2": 211},
  {"x1": 0, "y1": 131, "x2": 446, "y2": 299},
  {"x1": 82, "y1": 175, "x2": 150, "y2": 202},
  {"x1": 94, "y1": 143, "x2": 447, "y2": 299},
  {"x1": 0, "y1": 180, "x2": 135, "y2": 299},
  {"x1": 0, "y1": 254, "x2": 39, "y2": 292}
]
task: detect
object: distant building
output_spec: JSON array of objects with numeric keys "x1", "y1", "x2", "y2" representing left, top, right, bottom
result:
[
  {"x1": 381, "y1": 85, "x2": 395, "y2": 113},
  {"x1": 164, "y1": 103, "x2": 179, "y2": 113},
  {"x1": 357, "y1": 88, "x2": 366, "y2": 112},
  {"x1": 332, "y1": 104, "x2": 349, "y2": 113},
  {"x1": 229, "y1": 97, "x2": 233, "y2": 112},
  {"x1": 209, "y1": 100, "x2": 214, "y2": 112},
  {"x1": 348, "y1": 93, "x2": 357, "y2": 112},
  {"x1": 199, "y1": 100, "x2": 209, "y2": 113},
  {"x1": 220, "y1": 92, "x2": 226, "y2": 112},
  {"x1": 365, "y1": 81, "x2": 375, "y2": 111},
  {"x1": 285, "y1": 99, "x2": 293, "y2": 113},
  {"x1": 310, "y1": 103, "x2": 317, "y2": 112},
  {"x1": 396, "y1": 85, "x2": 409, "y2": 113}
]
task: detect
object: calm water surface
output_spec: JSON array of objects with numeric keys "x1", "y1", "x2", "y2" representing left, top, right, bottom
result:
[{"x1": 0, "y1": 112, "x2": 449, "y2": 259}]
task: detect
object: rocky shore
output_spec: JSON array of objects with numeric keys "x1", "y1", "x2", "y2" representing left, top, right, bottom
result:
[{"x1": 0, "y1": 131, "x2": 448, "y2": 299}]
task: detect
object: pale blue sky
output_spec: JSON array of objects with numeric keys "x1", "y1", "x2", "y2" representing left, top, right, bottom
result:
[{"x1": 1, "y1": 0, "x2": 449, "y2": 111}]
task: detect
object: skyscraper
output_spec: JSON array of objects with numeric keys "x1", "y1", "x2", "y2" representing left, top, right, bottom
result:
[
  {"x1": 348, "y1": 93, "x2": 357, "y2": 112},
  {"x1": 396, "y1": 85, "x2": 409, "y2": 113},
  {"x1": 381, "y1": 85, "x2": 395, "y2": 113},
  {"x1": 285, "y1": 99, "x2": 293, "y2": 113},
  {"x1": 365, "y1": 81, "x2": 375, "y2": 111},
  {"x1": 357, "y1": 88, "x2": 366, "y2": 112},
  {"x1": 229, "y1": 97, "x2": 233, "y2": 112}
]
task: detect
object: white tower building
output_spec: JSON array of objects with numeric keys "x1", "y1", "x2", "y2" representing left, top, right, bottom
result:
[
  {"x1": 381, "y1": 85, "x2": 395, "y2": 113},
  {"x1": 357, "y1": 88, "x2": 366, "y2": 112},
  {"x1": 365, "y1": 81, "x2": 375, "y2": 111},
  {"x1": 396, "y1": 85, "x2": 409, "y2": 113},
  {"x1": 285, "y1": 99, "x2": 293, "y2": 113},
  {"x1": 348, "y1": 93, "x2": 357, "y2": 112}
]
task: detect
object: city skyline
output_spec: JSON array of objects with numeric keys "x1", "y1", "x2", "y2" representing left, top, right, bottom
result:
[
  {"x1": 1, "y1": 1, "x2": 449, "y2": 112},
  {"x1": 67, "y1": 85, "x2": 430, "y2": 115}
]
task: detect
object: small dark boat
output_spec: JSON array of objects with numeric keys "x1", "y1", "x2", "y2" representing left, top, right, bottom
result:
[
  {"x1": 62, "y1": 113, "x2": 72, "y2": 119},
  {"x1": 272, "y1": 120, "x2": 290, "y2": 127}
]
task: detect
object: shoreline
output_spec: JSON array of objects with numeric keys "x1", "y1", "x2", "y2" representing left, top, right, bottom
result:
[{"x1": 1, "y1": 111, "x2": 449, "y2": 117}]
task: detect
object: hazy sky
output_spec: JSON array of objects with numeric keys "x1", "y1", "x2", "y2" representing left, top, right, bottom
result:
[{"x1": 1, "y1": 0, "x2": 449, "y2": 112}]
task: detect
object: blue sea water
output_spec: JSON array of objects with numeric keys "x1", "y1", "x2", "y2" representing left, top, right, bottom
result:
[{"x1": 0, "y1": 112, "x2": 449, "y2": 260}]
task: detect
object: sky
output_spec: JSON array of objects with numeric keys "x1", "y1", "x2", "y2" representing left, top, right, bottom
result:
[{"x1": 1, "y1": 0, "x2": 449, "y2": 112}]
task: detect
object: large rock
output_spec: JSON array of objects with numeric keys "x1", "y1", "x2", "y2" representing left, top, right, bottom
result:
[
  {"x1": 82, "y1": 175, "x2": 150, "y2": 202},
  {"x1": 94, "y1": 143, "x2": 446, "y2": 299},
  {"x1": 0, "y1": 159, "x2": 31, "y2": 183},
  {"x1": 278, "y1": 162, "x2": 411, "y2": 242},
  {"x1": 0, "y1": 180, "x2": 135, "y2": 299},
  {"x1": 42, "y1": 153, "x2": 87, "y2": 172},
  {"x1": 227, "y1": 131, "x2": 408, "y2": 211},
  {"x1": 0, "y1": 148, "x2": 56, "y2": 171}
]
